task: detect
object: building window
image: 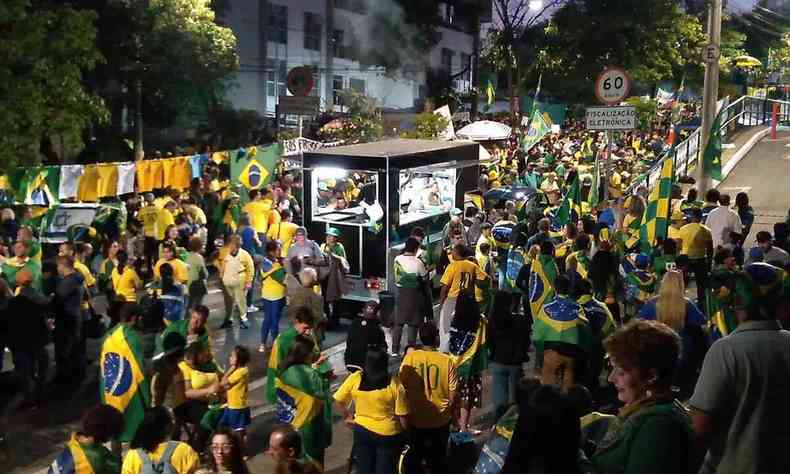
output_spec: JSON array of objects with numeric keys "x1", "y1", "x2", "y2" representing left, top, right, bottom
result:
[
  {"x1": 310, "y1": 71, "x2": 322, "y2": 97},
  {"x1": 349, "y1": 78, "x2": 366, "y2": 93},
  {"x1": 441, "y1": 48, "x2": 453, "y2": 74},
  {"x1": 336, "y1": 0, "x2": 367, "y2": 13},
  {"x1": 267, "y1": 4, "x2": 287, "y2": 44},
  {"x1": 333, "y1": 75, "x2": 344, "y2": 105},
  {"x1": 304, "y1": 12, "x2": 321, "y2": 51},
  {"x1": 266, "y1": 59, "x2": 287, "y2": 97},
  {"x1": 460, "y1": 53, "x2": 471, "y2": 82},
  {"x1": 332, "y1": 30, "x2": 354, "y2": 59}
]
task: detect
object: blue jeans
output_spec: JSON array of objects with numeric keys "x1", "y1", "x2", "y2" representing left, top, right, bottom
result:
[
  {"x1": 489, "y1": 362, "x2": 521, "y2": 420},
  {"x1": 260, "y1": 298, "x2": 285, "y2": 345},
  {"x1": 353, "y1": 425, "x2": 403, "y2": 474}
]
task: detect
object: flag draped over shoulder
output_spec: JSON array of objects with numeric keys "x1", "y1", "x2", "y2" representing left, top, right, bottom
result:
[
  {"x1": 449, "y1": 321, "x2": 487, "y2": 378},
  {"x1": 588, "y1": 157, "x2": 601, "y2": 208},
  {"x1": 703, "y1": 108, "x2": 724, "y2": 181},
  {"x1": 48, "y1": 434, "x2": 118, "y2": 474},
  {"x1": 556, "y1": 176, "x2": 581, "y2": 226},
  {"x1": 100, "y1": 325, "x2": 149, "y2": 442},
  {"x1": 640, "y1": 158, "x2": 673, "y2": 246},
  {"x1": 522, "y1": 108, "x2": 551, "y2": 152},
  {"x1": 231, "y1": 144, "x2": 283, "y2": 191},
  {"x1": 266, "y1": 327, "x2": 298, "y2": 403},
  {"x1": 275, "y1": 364, "x2": 332, "y2": 461},
  {"x1": 532, "y1": 297, "x2": 591, "y2": 354},
  {"x1": 529, "y1": 254, "x2": 559, "y2": 318}
]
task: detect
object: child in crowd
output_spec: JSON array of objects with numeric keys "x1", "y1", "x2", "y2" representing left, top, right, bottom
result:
[{"x1": 219, "y1": 345, "x2": 251, "y2": 446}]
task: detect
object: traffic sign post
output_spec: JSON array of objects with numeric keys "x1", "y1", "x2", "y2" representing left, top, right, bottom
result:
[
  {"x1": 591, "y1": 67, "x2": 632, "y2": 201},
  {"x1": 595, "y1": 67, "x2": 631, "y2": 106}
]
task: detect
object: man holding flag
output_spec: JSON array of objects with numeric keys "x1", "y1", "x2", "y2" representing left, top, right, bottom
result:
[
  {"x1": 99, "y1": 302, "x2": 150, "y2": 443},
  {"x1": 48, "y1": 405, "x2": 124, "y2": 474}
]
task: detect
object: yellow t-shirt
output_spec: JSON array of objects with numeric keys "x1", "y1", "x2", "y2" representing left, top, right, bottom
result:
[
  {"x1": 267, "y1": 220, "x2": 299, "y2": 255},
  {"x1": 243, "y1": 200, "x2": 270, "y2": 234},
  {"x1": 333, "y1": 371, "x2": 409, "y2": 436},
  {"x1": 668, "y1": 225, "x2": 681, "y2": 241},
  {"x1": 227, "y1": 367, "x2": 249, "y2": 409},
  {"x1": 154, "y1": 258, "x2": 189, "y2": 284},
  {"x1": 156, "y1": 208, "x2": 175, "y2": 241},
  {"x1": 440, "y1": 259, "x2": 487, "y2": 298},
  {"x1": 399, "y1": 348, "x2": 458, "y2": 429},
  {"x1": 121, "y1": 441, "x2": 199, "y2": 474},
  {"x1": 179, "y1": 361, "x2": 218, "y2": 391},
  {"x1": 677, "y1": 222, "x2": 713, "y2": 259},
  {"x1": 138, "y1": 205, "x2": 160, "y2": 238},
  {"x1": 112, "y1": 267, "x2": 141, "y2": 302},
  {"x1": 74, "y1": 260, "x2": 96, "y2": 288}
]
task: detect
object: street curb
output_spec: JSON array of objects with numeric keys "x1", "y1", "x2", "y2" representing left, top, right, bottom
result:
[{"x1": 719, "y1": 127, "x2": 770, "y2": 182}]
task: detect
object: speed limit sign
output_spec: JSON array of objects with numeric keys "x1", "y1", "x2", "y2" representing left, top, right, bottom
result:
[{"x1": 595, "y1": 67, "x2": 631, "y2": 105}]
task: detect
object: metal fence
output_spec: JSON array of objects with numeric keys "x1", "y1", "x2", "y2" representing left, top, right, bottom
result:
[{"x1": 629, "y1": 95, "x2": 790, "y2": 193}]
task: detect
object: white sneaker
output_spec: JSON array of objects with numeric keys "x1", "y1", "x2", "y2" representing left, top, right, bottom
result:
[
  {"x1": 258, "y1": 344, "x2": 267, "y2": 353},
  {"x1": 248, "y1": 305, "x2": 259, "y2": 312}
]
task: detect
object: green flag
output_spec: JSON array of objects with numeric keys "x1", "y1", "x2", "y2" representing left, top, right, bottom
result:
[
  {"x1": 703, "y1": 108, "x2": 724, "y2": 181},
  {"x1": 639, "y1": 158, "x2": 674, "y2": 247},
  {"x1": 522, "y1": 108, "x2": 551, "y2": 152},
  {"x1": 556, "y1": 176, "x2": 581, "y2": 226},
  {"x1": 230, "y1": 143, "x2": 283, "y2": 192}
]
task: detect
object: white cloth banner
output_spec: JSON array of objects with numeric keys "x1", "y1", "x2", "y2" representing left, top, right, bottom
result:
[
  {"x1": 59, "y1": 165, "x2": 84, "y2": 200},
  {"x1": 657, "y1": 88, "x2": 675, "y2": 105},
  {"x1": 434, "y1": 105, "x2": 455, "y2": 140},
  {"x1": 117, "y1": 162, "x2": 136, "y2": 195}
]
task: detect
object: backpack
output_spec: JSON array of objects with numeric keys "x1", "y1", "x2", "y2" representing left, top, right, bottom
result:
[{"x1": 137, "y1": 441, "x2": 179, "y2": 474}]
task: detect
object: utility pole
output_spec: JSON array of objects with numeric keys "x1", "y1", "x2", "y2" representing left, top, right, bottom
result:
[
  {"x1": 697, "y1": 0, "x2": 723, "y2": 194},
  {"x1": 134, "y1": 78, "x2": 144, "y2": 161},
  {"x1": 470, "y1": 0, "x2": 482, "y2": 119},
  {"x1": 325, "y1": 0, "x2": 335, "y2": 112}
]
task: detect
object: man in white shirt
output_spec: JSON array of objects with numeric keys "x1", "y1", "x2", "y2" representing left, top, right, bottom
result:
[{"x1": 704, "y1": 193, "x2": 742, "y2": 248}]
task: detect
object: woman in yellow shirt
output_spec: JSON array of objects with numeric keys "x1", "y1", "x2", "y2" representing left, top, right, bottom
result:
[
  {"x1": 260, "y1": 241, "x2": 287, "y2": 353},
  {"x1": 155, "y1": 242, "x2": 189, "y2": 285},
  {"x1": 334, "y1": 347, "x2": 409, "y2": 474},
  {"x1": 218, "y1": 345, "x2": 251, "y2": 443},
  {"x1": 175, "y1": 342, "x2": 221, "y2": 451},
  {"x1": 122, "y1": 406, "x2": 199, "y2": 474},
  {"x1": 110, "y1": 250, "x2": 141, "y2": 323}
]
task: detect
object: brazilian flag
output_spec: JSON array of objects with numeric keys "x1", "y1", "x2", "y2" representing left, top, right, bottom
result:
[
  {"x1": 521, "y1": 108, "x2": 550, "y2": 152},
  {"x1": 2, "y1": 257, "x2": 42, "y2": 291},
  {"x1": 532, "y1": 297, "x2": 591, "y2": 356},
  {"x1": 231, "y1": 144, "x2": 283, "y2": 191},
  {"x1": 529, "y1": 254, "x2": 558, "y2": 318},
  {"x1": 449, "y1": 320, "x2": 488, "y2": 378},
  {"x1": 100, "y1": 324, "x2": 150, "y2": 442},
  {"x1": 266, "y1": 327, "x2": 330, "y2": 404},
  {"x1": 275, "y1": 364, "x2": 332, "y2": 462},
  {"x1": 48, "y1": 433, "x2": 120, "y2": 474},
  {"x1": 556, "y1": 176, "x2": 582, "y2": 226}
]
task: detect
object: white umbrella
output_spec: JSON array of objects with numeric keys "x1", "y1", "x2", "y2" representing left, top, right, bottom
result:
[{"x1": 456, "y1": 120, "x2": 512, "y2": 141}]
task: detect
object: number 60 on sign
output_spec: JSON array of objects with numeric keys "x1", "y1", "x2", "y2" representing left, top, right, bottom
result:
[{"x1": 595, "y1": 67, "x2": 631, "y2": 106}]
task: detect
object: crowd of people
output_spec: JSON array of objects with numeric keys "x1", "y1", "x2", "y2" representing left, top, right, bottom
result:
[{"x1": 0, "y1": 118, "x2": 789, "y2": 474}]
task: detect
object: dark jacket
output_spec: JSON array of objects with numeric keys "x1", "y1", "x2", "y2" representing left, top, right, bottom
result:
[
  {"x1": 6, "y1": 287, "x2": 49, "y2": 350},
  {"x1": 344, "y1": 317, "x2": 386, "y2": 368},
  {"x1": 489, "y1": 309, "x2": 531, "y2": 366},
  {"x1": 53, "y1": 272, "x2": 85, "y2": 320}
]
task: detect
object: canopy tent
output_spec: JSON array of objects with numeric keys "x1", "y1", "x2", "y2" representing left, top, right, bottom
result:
[{"x1": 456, "y1": 120, "x2": 512, "y2": 141}]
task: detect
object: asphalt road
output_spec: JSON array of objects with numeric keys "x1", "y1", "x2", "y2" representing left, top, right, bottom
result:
[
  {"x1": 0, "y1": 283, "x2": 353, "y2": 473},
  {"x1": 716, "y1": 130, "x2": 790, "y2": 242}
]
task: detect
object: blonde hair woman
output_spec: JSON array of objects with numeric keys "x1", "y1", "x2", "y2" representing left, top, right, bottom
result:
[{"x1": 637, "y1": 270, "x2": 708, "y2": 397}]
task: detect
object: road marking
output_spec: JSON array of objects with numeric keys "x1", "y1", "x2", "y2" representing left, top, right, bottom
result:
[
  {"x1": 719, "y1": 186, "x2": 751, "y2": 194},
  {"x1": 722, "y1": 143, "x2": 736, "y2": 149}
]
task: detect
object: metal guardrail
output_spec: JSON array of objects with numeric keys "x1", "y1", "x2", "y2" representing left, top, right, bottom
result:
[{"x1": 629, "y1": 95, "x2": 790, "y2": 193}]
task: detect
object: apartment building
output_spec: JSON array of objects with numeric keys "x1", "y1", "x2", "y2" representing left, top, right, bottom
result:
[{"x1": 222, "y1": 0, "x2": 477, "y2": 116}]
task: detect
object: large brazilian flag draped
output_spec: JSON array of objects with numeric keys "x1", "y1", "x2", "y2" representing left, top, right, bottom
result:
[
  {"x1": 48, "y1": 434, "x2": 120, "y2": 474},
  {"x1": 449, "y1": 320, "x2": 488, "y2": 378},
  {"x1": 275, "y1": 364, "x2": 332, "y2": 462},
  {"x1": 529, "y1": 254, "x2": 559, "y2": 318},
  {"x1": 267, "y1": 327, "x2": 299, "y2": 403},
  {"x1": 532, "y1": 297, "x2": 591, "y2": 356},
  {"x1": 231, "y1": 143, "x2": 283, "y2": 191},
  {"x1": 640, "y1": 158, "x2": 673, "y2": 247},
  {"x1": 100, "y1": 325, "x2": 150, "y2": 442}
]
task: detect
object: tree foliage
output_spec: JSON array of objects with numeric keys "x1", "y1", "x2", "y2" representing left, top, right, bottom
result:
[
  {"x1": 318, "y1": 91, "x2": 383, "y2": 144},
  {"x1": 0, "y1": 0, "x2": 107, "y2": 169},
  {"x1": 530, "y1": 0, "x2": 705, "y2": 102},
  {"x1": 402, "y1": 112, "x2": 450, "y2": 139},
  {"x1": 624, "y1": 96, "x2": 658, "y2": 131}
]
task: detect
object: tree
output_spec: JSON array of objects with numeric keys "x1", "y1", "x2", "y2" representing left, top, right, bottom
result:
[
  {"x1": 484, "y1": 0, "x2": 568, "y2": 125},
  {"x1": 402, "y1": 112, "x2": 450, "y2": 139},
  {"x1": 624, "y1": 97, "x2": 658, "y2": 131},
  {"x1": 0, "y1": 0, "x2": 107, "y2": 169},
  {"x1": 530, "y1": 0, "x2": 705, "y2": 103},
  {"x1": 318, "y1": 91, "x2": 383, "y2": 144}
]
